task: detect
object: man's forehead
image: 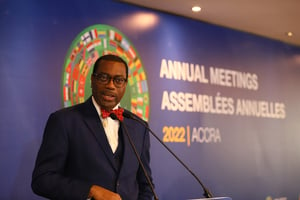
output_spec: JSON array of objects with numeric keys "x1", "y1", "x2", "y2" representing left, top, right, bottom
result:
[
  {"x1": 99, "y1": 59, "x2": 124, "y2": 66},
  {"x1": 96, "y1": 60, "x2": 126, "y2": 73}
]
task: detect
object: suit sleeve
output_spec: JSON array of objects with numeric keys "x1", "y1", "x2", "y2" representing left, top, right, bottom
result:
[
  {"x1": 137, "y1": 124, "x2": 155, "y2": 200},
  {"x1": 31, "y1": 112, "x2": 92, "y2": 200}
]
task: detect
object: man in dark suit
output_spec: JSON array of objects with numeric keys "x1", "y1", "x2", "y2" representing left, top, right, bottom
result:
[{"x1": 32, "y1": 54, "x2": 154, "y2": 200}]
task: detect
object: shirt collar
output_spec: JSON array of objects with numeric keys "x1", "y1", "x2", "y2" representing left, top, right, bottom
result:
[{"x1": 92, "y1": 96, "x2": 120, "y2": 118}]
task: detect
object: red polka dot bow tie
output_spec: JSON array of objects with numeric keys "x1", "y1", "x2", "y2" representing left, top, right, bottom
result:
[{"x1": 101, "y1": 107, "x2": 124, "y2": 121}]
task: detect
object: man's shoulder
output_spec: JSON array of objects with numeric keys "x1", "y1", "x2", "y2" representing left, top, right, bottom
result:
[{"x1": 51, "y1": 98, "x2": 93, "y2": 117}]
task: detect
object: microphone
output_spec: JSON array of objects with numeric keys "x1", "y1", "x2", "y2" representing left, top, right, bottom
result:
[
  {"x1": 122, "y1": 111, "x2": 214, "y2": 198},
  {"x1": 109, "y1": 113, "x2": 159, "y2": 200}
]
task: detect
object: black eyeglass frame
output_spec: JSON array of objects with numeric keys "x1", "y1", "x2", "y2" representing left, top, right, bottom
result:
[{"x1": 92, "y1": 72, "x2": 127, "y2": 88}]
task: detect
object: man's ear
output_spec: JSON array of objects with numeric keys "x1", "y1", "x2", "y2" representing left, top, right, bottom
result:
[{"x1": 90, "y1": 75, "x2": 94, "y2": 88}]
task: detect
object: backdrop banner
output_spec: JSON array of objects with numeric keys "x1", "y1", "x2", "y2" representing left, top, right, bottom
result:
[{"x1": 1, "y1": 0, "x2": 300, "y2": 199}]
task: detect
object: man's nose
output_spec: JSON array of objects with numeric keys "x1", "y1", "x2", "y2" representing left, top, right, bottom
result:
[{"x1": 106, "y1": 78, "x2": 115, "y2": 88}]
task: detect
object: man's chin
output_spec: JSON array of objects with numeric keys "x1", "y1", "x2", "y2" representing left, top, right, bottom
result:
[{"x1": 101, "y1": 102, "x2": 117, "y2": 110}]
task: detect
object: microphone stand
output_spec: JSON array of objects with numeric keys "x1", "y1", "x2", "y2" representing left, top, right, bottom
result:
[
  {"x1": 123, "y1": 111, "x2": 213, "y2": 198},
  {"x1": 109, "y1": 113, "x2": 159, "y2": 200}
]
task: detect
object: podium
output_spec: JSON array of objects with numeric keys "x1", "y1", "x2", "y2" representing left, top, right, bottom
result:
[{"x1": 188, "y1": 197, "x2": 231, "y2": 200}]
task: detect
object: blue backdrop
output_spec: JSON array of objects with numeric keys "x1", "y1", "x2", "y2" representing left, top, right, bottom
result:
[{"x1": 1, "y1": 0, "x2": 300, "y2": 199}]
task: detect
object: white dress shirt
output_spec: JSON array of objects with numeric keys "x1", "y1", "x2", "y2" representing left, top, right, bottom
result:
[{"x1": 92, "y1": 96, "x2": 120, "y2": 153}]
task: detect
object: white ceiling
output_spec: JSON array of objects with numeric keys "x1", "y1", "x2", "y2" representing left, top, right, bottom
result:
[{"x1": 119, "y1": 0, "x2": 300, "y2": 47}]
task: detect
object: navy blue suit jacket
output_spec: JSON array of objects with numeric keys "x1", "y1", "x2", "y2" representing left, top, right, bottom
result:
[{"x1": 32, "y1": 97, "x2": 154, "y2": 200}]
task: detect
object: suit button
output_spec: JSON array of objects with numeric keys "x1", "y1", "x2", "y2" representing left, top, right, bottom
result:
[{"x1": 117, "y1": 181, "x2": 120, "y2": 187}]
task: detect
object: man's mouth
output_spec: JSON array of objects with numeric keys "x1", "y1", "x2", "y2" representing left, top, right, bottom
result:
[{"x1": 101, "y1": 93, "x2": 115, "y2": 101}]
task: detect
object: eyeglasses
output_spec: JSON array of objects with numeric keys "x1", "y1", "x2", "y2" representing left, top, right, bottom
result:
[{"x1": 92, "y1": 72, "x2": 127, "y2": 88}]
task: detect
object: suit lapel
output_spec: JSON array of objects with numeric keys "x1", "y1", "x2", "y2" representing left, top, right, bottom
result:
[{"x1": 81, "y1": 98, "x2": 118, "y2": 172}]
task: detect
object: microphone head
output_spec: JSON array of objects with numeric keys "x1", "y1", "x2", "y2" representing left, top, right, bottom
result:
[
  {"x1": 122, "y1": 110, "x2": 149, "y2": 127},
  {"x1": 109, "y1": 113, "x2": 118, "y2": 120},
  {"x1": 122, "y1": 111, "x2": 132, "y2": 119}
]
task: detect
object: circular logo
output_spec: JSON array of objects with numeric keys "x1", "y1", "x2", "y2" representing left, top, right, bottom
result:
[{"x1": 61, "y1": 24, "x2": 150, "y2": 121}]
